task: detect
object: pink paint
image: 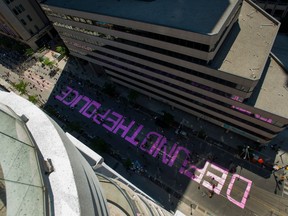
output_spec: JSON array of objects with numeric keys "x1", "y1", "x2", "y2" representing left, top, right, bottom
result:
[
  {"x1": 55, "y1": 86, "x2": 73, "y2": 101},
  {"x1": 93, "y1": 109, "x2": 111, "y2": 124},
  {"x1": 226, "y1": 174, "x2": 252, "y2": 209},
  {"x1": 255, "y1": 114, "x2": 272, "y2": 123},
  {"x1": 152, "y1": 139, "x2": 178, "y2": 164},
  {"x1": 102, "y1": 111, "x2": 123, "y2": 132},
  {"x1": 168, "y1": 146, "x2": 190, "y2": 167},
  {"x1": 231, "y1": 96, "x2": 273, "y2": 124},
  {"x1": 179, "y1": 161, "x2": 210, "y2": 183},
  {"x1": 231, "y1": 95, "x2": 243, "y2": 102},
  {"x1": 125, "y1": 124, "x2": 144, "y2": 145},
  {"x1": 202, "y1": 164, "x2": 228, "y2": 194},
  {"x1": 81, "y1": 100, "x2": 101, "y2": 118},
  {"x1": 139, "y1": 132, "x2": 164, "y2": 154},
  {"x1": 62, "y1": 89, "x2": 79, "y2": 106},
  {"x1": 71, "y1": 95, "x2": 92, "y2": 113},
  {"x1": 179, "y1": 159, "x2": 194, "y2": 179},
  {"x1": 231, "y1": 105, "x2": 252, "y2": 115},
  {"x1": 113, "y1": 119, "x2": 136, "y2": 138},
  {"x1": 55, "y1": 86, "x2": 254, "y2": 209}
]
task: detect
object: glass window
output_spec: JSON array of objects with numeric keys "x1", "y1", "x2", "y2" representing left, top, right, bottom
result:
[
  {"x1": 73, "y1": 17, "x2": 79, "y2": 22},
  {"x1": 12, "y1": 8, "x2": 18, "y2": 15},
  {"x1": 27, "y1": 15, "x2": 32, "y2": 21},
  {"x1": 20, "y1": 19, "x2": 27, "y2": 25},
  {"x1": 19, "y1": 4, "x2": 25, "y2": 12},
  {"x1": 80, "y1": 18, "x2": 86, "y2": 23},
  {"x1": 34, "y1": 25, "x2": 39, "y2": 32},
  {"x1": 86, "y1": 19, "x2": 92, "y2": 24},
  {"x1": 5, "y1": 0, "x2": 14, "y2": 4}
]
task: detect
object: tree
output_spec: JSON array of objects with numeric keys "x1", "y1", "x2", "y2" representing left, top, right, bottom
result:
[
  {"x1": 56, "y1": 45, "x2": 68, "y2": 56},
  {"x1": 14, "y1": 80, "x2": 28, "y2": 95},
  {"x1": 28, "y1": 95, "x2": 38, "y2": 104},
  {"x1": 25, "y1": 48, "x2": 34, "y2": 57}
]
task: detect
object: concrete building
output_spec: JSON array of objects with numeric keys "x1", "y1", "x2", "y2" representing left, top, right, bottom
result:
[
  {"x1": 252, "y1": 0, "x2": 288, "y2": 19},
  {"x1": 0, "y1": 90, "x2": 175, "y2": 216},
  {"x1": 0, "y1": 0, "x2": 55, "y2": 50},
  {"x1": 39, "y1": 0, "x2": 288, "y2": 144}
]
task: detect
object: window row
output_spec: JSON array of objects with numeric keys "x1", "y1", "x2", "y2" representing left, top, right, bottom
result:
[
  {"x1": 20, "y1": 15, "x2": 32, "y2": 25},
  {"x1": 5, "y1": 0, "x2": 14, "y2": 4},
  {"x1": 12, "y1": 4, "x2": 25, "y2": 15},
  {"x1": 108, "y1": 74, "x2": 275, "y2": 140},
  {"x1": 92, "y1": 49, "x2": 231, "y2": 98},
  {"x1": 53, "y1": 22, "x2": 207, "y2": 64},
  {"x1": 46, "y1": 11, "x2": 213, "y2": 52},
  {"x1": 84, "y1": 53, "x2": 279, "y2": 131},
  {"x1": 60, "y1": 30, "x2": 240, "y2": 89}
]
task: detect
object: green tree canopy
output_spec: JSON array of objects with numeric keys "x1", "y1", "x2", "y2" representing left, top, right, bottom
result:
[
  {"x1": 14, "y1": 80, "x2": 28, "y2": 95},
  {"x1": 28, "y1": 95, "x2": 38, "y2": 104}
]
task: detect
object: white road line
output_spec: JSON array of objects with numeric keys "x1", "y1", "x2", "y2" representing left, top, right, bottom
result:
[{"x1": 282, "y1": 180, "x2": 288, "y2": 197}]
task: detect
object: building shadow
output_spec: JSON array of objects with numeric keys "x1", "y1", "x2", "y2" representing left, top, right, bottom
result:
[
  {"x1": 211, "y1": 22, "x2": 240, "y2": 69},
  {"x1": 245, "y1": 57, "x2": 271, "y2": 107}
]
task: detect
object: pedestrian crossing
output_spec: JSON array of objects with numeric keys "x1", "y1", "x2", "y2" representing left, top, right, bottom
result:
[{"x1": 282, "y1": 179, "x2": 288, "y2": 197}]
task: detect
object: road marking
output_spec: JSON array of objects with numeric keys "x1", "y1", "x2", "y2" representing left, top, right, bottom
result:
[{"x1": 282, "y1": 180, "x2": 288, "y2": 197}]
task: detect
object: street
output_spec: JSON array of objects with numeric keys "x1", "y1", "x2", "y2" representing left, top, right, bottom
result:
[{"x1": 1, "y1": 50, "x2": 288, "y2": 215}]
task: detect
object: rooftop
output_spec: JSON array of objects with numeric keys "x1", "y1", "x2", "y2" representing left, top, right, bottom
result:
[
  {"x1": 0, "y1": 91, "x2": 109, "y2": 216},
  {"x1": 0, "y1": 91, "x2": 174, "y2": 216},
  {"x1": 0, "y1": 103, "x2": 45, "y2": 216},
  {"x1": 252, "y1": 55, "x2": 288, "y2": 119},
  {"x1": 42, "y1": 0, "x2": 239, "y2": 34},
  {"x1": 212, "y1": 0, "x2": 279, "y2": 80}
]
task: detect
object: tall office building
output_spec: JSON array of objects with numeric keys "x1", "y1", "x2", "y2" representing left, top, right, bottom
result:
[
  {"x1": 0, "y1": 90, "x2": 174, "y2": 216},
  {"x1": 253, "y1": 0, "x2": 288, "y2": 20},
  {"x1": 39, "y1": 0, "x2": 288, "y2": 144},
  {"x1": 0, "y1": 0, "x2": 54, "y2": 50}
]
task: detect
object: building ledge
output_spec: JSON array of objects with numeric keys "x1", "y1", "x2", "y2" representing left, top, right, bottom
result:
[{"x1": 213, "y1": 0, "x2": 280, "y2": 80}]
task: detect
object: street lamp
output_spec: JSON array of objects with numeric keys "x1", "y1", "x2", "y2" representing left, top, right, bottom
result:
[{"x1": 240, "y1": 146, "x2": 250, "y2": 160}]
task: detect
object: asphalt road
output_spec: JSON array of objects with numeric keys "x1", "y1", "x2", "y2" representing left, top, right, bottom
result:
[{"x1": 1, "y1": 53, "x2": 288, "y2": 216}]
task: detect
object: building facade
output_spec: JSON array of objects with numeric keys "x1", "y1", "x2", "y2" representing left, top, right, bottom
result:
[
  {"x1": 40, "y1": 0, "x2": 288, "y2": 144},
  {"x1": 253, "y1": 0, "x2": 288, "y2": 19},
  {"x1": 0, "y1": 0, "x2": 55, "y2": 50}
]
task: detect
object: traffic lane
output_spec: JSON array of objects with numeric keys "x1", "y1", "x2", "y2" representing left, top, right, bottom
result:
[
  {"x1": 48, "y1": 81, "x2": 251, "y2": 175},
  {"x1": 46, "y1": 80, "x2": 282, "y2": 213},
  {"x1": 48, "y1": 85, "x2": 242, "y2": 176}
]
